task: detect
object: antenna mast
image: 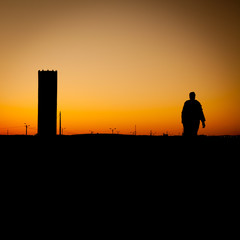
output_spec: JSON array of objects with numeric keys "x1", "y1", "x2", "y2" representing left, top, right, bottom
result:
[{"x1": 59, "y1": 111, "x2": 61, "y2": 136}]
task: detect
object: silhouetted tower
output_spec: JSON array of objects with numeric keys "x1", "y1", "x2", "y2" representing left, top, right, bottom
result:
[{"x1": 38, "y1": 70, "x2": 57, "y2": 136}]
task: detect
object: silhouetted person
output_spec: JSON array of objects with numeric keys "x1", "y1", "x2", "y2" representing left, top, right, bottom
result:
[{"x1": 182, "y1": 92, "x2": 206, "y2": 136}]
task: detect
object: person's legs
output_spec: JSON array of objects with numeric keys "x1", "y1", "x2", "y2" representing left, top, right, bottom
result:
[
  {"x1": 183, "y1": 121, "x2": 200, "y2": 136},
  {"x1": 183, "y1": 122, "x2": 191, "y2": 136},
  {"x1": 192, "y1": 120, "x2": 200, "y2": 136}
]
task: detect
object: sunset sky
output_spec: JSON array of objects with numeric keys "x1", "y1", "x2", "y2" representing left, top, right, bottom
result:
[{"x1": 0, "y1": 0, "x2": 240, "y2": 135}]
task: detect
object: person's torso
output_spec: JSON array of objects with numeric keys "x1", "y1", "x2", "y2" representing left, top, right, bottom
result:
[{"x1": 184, "y1": 100, "x2": 201, "y2": 120}]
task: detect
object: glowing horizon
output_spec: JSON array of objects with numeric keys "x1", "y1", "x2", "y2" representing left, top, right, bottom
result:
[{"x1": 1, "y1": 0, "x2": 240, "y2": 136}]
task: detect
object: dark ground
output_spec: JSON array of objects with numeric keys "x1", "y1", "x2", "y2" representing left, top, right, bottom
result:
[
  {"x1": 2, "y1": 134, "x2": 239, "y2": 186},
  {"x1": 1, "y1": 134, "x2": 238, "y2": 230},
  {"x1": 1, "y1": 134, "x2": 239, "y2": 179},
  {"x1": 1, "y1": 134, "x2": 239, "y2": 159}
]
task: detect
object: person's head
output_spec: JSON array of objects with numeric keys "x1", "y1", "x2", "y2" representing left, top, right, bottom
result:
[{"x1": 189, "y1": 92, "x2": 196, "y2": 100}]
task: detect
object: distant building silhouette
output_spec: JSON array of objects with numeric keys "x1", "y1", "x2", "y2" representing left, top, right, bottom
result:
[{"x1": 38, "y1": 70, "x2": 57, "y2": 136}]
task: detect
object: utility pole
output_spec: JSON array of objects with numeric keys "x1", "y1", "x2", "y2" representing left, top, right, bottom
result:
[
  {"x1": 24, "y1": 123, "x2": 30, "y2": 136},
  {"x1": 110, "y1": 128, "x2": 116, "y2": 134},
  {"x1": 59, "y1": 111, "x2": 61, "y2": 136}
]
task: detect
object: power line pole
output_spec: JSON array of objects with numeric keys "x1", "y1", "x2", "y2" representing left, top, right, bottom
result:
[
  {"x1": 59, "y1": 111, "x2": 61, "y2": 136},
  {"x1": 110, "y1": 128, "x2": 116, "y2": 134},
  {"x1": 24, "y1": 123, "x2": 30, "y2": 136}
]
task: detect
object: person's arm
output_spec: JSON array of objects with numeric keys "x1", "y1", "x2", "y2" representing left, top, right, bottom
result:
[
  {"x1": 181, "y1": 103, "x2": 186, "y2": 124},
  {"x1": 199, "y1": 103, "x2": 206, "y2": 128}
]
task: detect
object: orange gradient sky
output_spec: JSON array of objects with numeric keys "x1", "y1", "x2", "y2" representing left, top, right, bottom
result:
[{"x1": 0, "y1": 0, "x2": 240, "y2": 135}]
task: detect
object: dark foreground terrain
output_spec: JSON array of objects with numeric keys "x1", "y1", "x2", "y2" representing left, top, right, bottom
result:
[
  {"x1": 1, "y1": 134, "x2": 239, "y2": 196},
  {"x1": 1, "y1": 133, "x2": 239, "y2": 186},
  {"x1": 1, "y1": 134, "x2": 239, "y2": 227},
  {"x1": 1, "y1": 134, "x2": 239, "y2": 159}
]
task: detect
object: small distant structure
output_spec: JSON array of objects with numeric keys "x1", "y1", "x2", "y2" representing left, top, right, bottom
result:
[
  {"x1": 24, "y1": 123, "x2": 30, "y2": 136},
  {"x1": 131, "y1": 125, "x2": 137, "y2": 136},
  {"x1": 59, "y1": 111, "x2": 61, "y2": 136},
  {"x1": 38, "y1": 70, "x2": 57, "y2": 136},
  {"x1": 110, "y1": 128, "x2": 116, "y2": 134},
  {"x1": 150, "y1": 130, "x2": 157, "y2": 136}
]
